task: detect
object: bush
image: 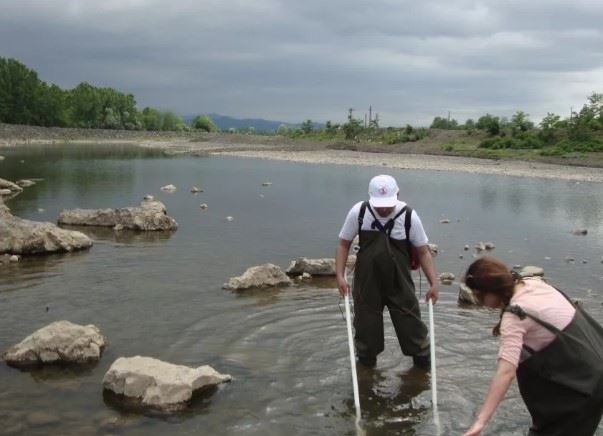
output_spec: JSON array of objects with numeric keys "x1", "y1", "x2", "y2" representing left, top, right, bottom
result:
[{"x1": 191, "y1": 114, "x2": 217, "y2": 132}]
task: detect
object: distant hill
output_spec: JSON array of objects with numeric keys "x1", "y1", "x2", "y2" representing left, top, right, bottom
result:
[{"x1": 183, "y1": 114, "x2": 323, "y2": 132}]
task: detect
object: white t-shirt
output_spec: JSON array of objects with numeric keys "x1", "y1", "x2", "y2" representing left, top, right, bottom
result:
[{"x1": 338, "y1": 200, "x2": 429, "y2": 246}]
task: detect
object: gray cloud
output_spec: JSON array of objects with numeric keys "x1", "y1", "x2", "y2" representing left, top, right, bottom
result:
[{"x1": 1, "y1": 0, "x2": 602, "y2": 125}]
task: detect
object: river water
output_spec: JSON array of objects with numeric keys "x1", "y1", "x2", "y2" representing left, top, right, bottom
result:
[{"x1": 0, "y1": 144, "x2": 602, "y2": 435}]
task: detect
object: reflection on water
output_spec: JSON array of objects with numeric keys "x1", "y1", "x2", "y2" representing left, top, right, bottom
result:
[
  {"x1": 60, "y1": 225, "x2": 176, "y2": 244},
  {"x1": 0, "y1": 144, "x2": 602, "y2": 435}
]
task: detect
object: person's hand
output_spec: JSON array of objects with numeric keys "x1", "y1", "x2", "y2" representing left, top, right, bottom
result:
[
  {"x1": 463, "y1": 419, "x2": 485, "y2": 436},
  {"x1": 336, "y1": 274, "x2": 350, "y2": 297},
  {"x1": 425, "y1": 285, "x2": 439, "y2": 304}
]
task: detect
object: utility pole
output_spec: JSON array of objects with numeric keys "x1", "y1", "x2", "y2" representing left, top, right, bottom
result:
[
  {"x1": 348, "y1": 108, "x2": 354, "y2": 121},
  {"x1": 369, "y1": 105, "x2": 372, "y2": 125}
]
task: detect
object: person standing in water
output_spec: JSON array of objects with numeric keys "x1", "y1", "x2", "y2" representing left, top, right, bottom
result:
[
  {"x1": 335, "y1": 174, "x2": 438, "y2": 368},
  {"x1": 463, "y1": 256, "x2": 603, "y2": 436}
]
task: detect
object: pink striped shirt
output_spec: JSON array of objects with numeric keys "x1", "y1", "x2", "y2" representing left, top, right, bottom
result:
[{"x1": 498, "y1": 278, "x2": 576, "y2": 368}]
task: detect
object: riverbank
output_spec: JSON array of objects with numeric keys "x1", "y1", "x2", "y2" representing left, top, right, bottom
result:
[{"x1": 2, "y1": 123, "x2": 603, "y2": 183}]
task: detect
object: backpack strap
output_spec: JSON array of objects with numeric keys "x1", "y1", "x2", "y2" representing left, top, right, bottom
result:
[
  {"x1": 404, "y1": 206, "x2": 413, "y2": 242},
  {"x1": 504, "y1": 304, "x2": 562, "y2": 334},
  {"x1": 366, "y1": 204, "x2": 407, "y2": 236},
  {"x1": 358, "y1": 201, "x2": 368, "y2": 236}
]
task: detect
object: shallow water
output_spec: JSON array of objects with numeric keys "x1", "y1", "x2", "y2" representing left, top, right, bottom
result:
[{"x1": 0, "y1": 144, "x2": 602, "y2": 435}]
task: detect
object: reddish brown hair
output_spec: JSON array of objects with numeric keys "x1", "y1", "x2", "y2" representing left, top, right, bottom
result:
[{"x1": 463, "y1": 256, "x2": 521, "y2": 336}]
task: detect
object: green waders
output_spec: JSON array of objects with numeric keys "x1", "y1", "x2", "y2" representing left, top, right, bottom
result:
[
  {"x1": 505, "y1": 299, "x2": 603, "y2": 436},
  {"x1": 352, "y1": 228, "x2": 430, "y2": 366}
]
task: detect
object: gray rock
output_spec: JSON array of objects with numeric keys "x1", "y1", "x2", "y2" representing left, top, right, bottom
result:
[
  {"x1": 2, "y1": 320, "x2": 106, "y2": 366},
  {"x1": 199, "y1": 203, "x2": 208, "y2": 210},
  {"x1": 458, "y1": 283, "x2": 478, "y2": 305},
  {"x1": 223, "y1": 263, "x2": 292, "y2": 290},
  {"x1": 475, "y1": 242, "x2": 486, "y2": 252},
  {"x1": 463, "y1": 245, "x2": 469, "y2": 251},
  {"x1": 0, "y1": 202, "x2": 92, "y2": 255},
  {"x1": 520, "y1": 266, "x2": 545, "y2": 277},
  {"x1": 484, "y1": 242, "x2": 495, "y2": 250},
  {"x1": 0, "y1": 189, "x2": 12, "y2": 196},
  {"x1": 439, "y1": 272, "x2": 455, "y2": 282},
  {"x1": 58, "y1": 199, "x2": 178, "y2": 231},
  {"x1": 160, "y1": 184, "x2": 177, "y2": 192},
  {"x1": 286, "y1": 257, "x2": 357, "y2": 276},
  {"x1": 571, "y1": 229, "x2": 588, "y2": 235},
  {"x1": 261, "y1": 182, "x2": 272, "y2": 186},
  {"x1": 102, "y1": 356, "x2": 231, "y2": 413},
  {"x1": 439, "y1": 219, "x2": 450, "y2": 224},
  {"x1": 8, "y1": 255, "x2": 19, "y2": 262},
  {"x1": 190, "y1": 186, "x2": 203, "y2": 193}
]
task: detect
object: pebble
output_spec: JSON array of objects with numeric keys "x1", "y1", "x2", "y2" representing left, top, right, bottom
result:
[
  {"x1": 9, "y1": 255, "x2": 20, "y2": 263},
  {"x1": 261, "y1": 182, "x2": 272, "y2": 186},
  {"x1": 544, "y1": 256, "x2": 551, "y2": 260},
  {"x1": 582, "y1": 259, "x2": 588, "y2": 264},
  {"x1": 463, "y1": 245, "x2": 469, "y2": 251},
  {"x1": 440, "y1": 219, "x2": 450, "y2": 224},
  {"x1": 484, "y1": 242, "x2": 495, "y2": 250},
  {"x1": 190, "y1": 186, "x2": 203, "y2": 193},
  {"x1": 199, "y1": 203, "x2": 208, "y2": 210},
  {"x1": 226, "y1": 216, "x2": 234, "y2": 221},
  {"x1": 565, "y1": 256, "x2": 575, "y2": 263}
]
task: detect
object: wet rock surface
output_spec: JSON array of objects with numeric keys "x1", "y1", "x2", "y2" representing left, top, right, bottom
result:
[
  {"x1": 58, "y1": 198, "x2": 178, "y2": 231},
  {"x1": 102, "y1": 356, "x2": 231, "y2": 413},
  {"x1": 0, "y1": 200, "x2": 93, "y2": 255},
  {"x1": 2, "y1": 320, "x2": 107, "y2": 367},
  {"x1": 223, "y1": 263, "x2": 292, "y2": 290}
]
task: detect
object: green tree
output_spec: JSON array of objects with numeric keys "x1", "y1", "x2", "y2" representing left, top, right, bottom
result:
[
  {"x1": 301, "y1": 119, "x2": 313, "y2": 134},
  {"x1": 476, "y1": 114, "x2": 501, "y2": 135},
  {"x1": 191, "y1": 114, "x2": 217, "y2": 132},
  {"x1": 510, "y1": 111, "x2": 534, "y2": 136},
  {"x1": 0, "y1": 57, "x2": 44, "y2": 124},
  {"x1": 141, "y1": 107, "x2": 162, "y2": 130},
  {"x1": 161, "y1": 111, "x2": 185, "y2": 131}
]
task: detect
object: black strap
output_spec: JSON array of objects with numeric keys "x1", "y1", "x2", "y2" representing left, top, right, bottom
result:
[
  {"x1": 358, "y1": 201, "x2": 368, "y2": 236},
  {"x1": 505, "y1": 304, "x2": 562, "y2": 334},
  {"x1": 404, "y1": 206, "x2": 413, "y2": 243},
  {"x1": 365, "y1": 204, "x2": 407, "y2": 236}
]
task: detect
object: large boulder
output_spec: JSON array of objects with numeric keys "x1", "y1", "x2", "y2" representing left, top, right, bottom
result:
[
  {"x1": 102, "y1": 356, "x2": 231, "y2": 412},
  {"x1": 58, "y1": 198, "x2": 178, "y2": 231},
  {"x1": 223, "y1": 263, "x2": 292, "y2": 290},
  {"x1": 2, "y1": 321, "x2": 106, "y2": 367},
  {"x1": 0, "y1": 202, "x2": 92, "y2": 255},
  {"x1": 286, "y1": 256, "x2": 357, "y2": 276}
]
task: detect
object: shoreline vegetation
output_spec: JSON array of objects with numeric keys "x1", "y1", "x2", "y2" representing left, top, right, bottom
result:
[
  {"x1": 1, "y1": 56, "x2": 602, "y2": 181},
  {"x1": 1, "y1": 123, "x2": 603, "y2": 183}
]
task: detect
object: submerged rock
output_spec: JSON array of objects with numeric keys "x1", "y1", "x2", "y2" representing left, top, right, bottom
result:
[
  {"x1": 286, "y1": 257, "x2": 356, "y2": 276},
  {"x1": 2, "y1": 321, "x2": 106, "y2": 367},
  {"x1": 0, "y1": 201, "x2": 92, "y2": 255},
  {"x1": 223, "y1": 263, "x2": 292, "y2": 290},
  {"x1": 102, "y1": 356, "x2": 231, "y2": 413},
  {"x1": 58, "y1": 198, "x2": 178, "y2": 231}
]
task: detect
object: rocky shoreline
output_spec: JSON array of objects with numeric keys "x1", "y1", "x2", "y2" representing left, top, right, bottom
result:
[{"x1": 2, "y1": 123, "x2": 603, "y2": 183}]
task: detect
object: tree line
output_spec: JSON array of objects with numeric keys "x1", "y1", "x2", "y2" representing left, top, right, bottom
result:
[
  {"x1": 430, "y1": 95, "x2": 603, "y2": 153},
  {"x1": 0, "y1": 57, "x2": 217, "y2": 132}
]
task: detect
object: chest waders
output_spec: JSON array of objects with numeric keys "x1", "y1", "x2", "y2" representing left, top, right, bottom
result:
[
  {"x1": 352, "y1": 202, "x2": 429, "y2": 367},
  {"x1": 505, "y1": 294, "x2": 603, "y2": 436}
]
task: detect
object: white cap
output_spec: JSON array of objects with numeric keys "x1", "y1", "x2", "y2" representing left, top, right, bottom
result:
[{"x1": 368, "y1": 175, "x2": 399, "y2": 207}]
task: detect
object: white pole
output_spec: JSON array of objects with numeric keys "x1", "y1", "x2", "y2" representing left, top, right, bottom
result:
[
  {"x1": 344, "y1": 268, "x2": 361, "y2": 422},
  {"x1": 428, "y1": 299, "x2": 441, "y2": 432}
]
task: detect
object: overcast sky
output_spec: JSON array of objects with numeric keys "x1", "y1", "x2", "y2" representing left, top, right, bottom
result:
[{"x1": 1, "y1": 0, "x2": 602, "y2": 125}]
